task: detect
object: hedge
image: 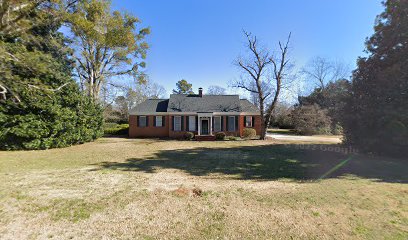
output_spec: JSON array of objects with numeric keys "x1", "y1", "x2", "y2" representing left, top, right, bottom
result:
[{"x1": 104, "y1": 124, "x2": 129, "y2": 136}]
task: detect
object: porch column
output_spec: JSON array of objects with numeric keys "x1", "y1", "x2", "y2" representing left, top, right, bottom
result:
[
  {"x1": 209, "y1": 116, "x2": 212, "y2": 135},
  {"x1": 197, "y1": 117, "x2": 201, "y2": 136}
]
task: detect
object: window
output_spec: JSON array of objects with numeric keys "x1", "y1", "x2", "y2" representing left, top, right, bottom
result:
[
  {"x1": 214, "y1": 116, "x2": 221, "y2": 132},
  {"x1": 189, "y1": 116, "x2": 196, "y2": 131},
  {"x1": 139, "y1": 116, "x2": 147, "y2": 127},
  {"x1": 155, "y1": 116, "x2": 163, "y2": 127},
  {"x1": 228, "y1": 116, "x2": 235, "y2": 132},
  {"x1": 174, "y1": 116, "x2": 181, "y2": 131},
  {"x1": 245, "y1": 116, "x2": 253, "y2": 127}
]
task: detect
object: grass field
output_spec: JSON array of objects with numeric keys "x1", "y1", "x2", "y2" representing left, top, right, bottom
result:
[
  {"x1": 267, "y1": 128, "x2": 299, "y2": 135},
  {"x1": 0, "y1": 137, "x2": 407, "y2": 239}
]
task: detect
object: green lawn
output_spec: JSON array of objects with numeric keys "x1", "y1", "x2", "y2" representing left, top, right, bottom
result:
[
  {"x1": 267, "y1": 128, "x2": 299, "y2": 135},
  {"x1": 0, "y1": 138, "x2": 407, "y2": 239}
]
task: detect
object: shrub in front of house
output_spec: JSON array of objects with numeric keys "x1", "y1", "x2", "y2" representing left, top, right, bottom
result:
[
  {"x1": 104, "y1": 124, "x2": 129, "y2": 136},
  {"x1": 226, "y1": 136, "x2": 241, "y2": 141},
  {"x1": 215, "y1": 132, "x2": 226, "y2": 140},
  {"x1": 184, "y1": 132, "x2": 195, "y2": 140},
  {"x1": 290, "y1": 104, "x2": 332, "y2": 135},
  {"x1": 243, "y1": 128, "x2": 257, "y2": 139}
]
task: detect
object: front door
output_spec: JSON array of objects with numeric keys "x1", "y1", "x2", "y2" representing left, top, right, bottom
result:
[{"x1": 201, "y1": 119, "x2": 209, "y2": 135}]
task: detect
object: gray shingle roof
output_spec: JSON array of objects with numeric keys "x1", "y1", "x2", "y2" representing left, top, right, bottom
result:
[
  {"x1": 240, "y1": 99, "x2": 259, "y2": 112},
  {"x1": 130, "y1": 95, "x2": 259, "y2": 114},
  {"x1": 129, "y1": 99, "x2": 169, "y2": 113},
  {"x1": 167, "y1": 94, "x2": 242, "y2": 112}
]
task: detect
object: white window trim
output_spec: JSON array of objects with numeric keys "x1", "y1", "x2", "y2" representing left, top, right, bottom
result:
[
  {"x1": 228, "y1": 116, "x2": 235, "y2": 132},
  {"x1": 139, "y1": 116, "x2": 147, "y2": 128},
  {"x1": 156, "y1": 116, "x2": 163, "y2": 127},
  {"x1": 189, "y1": 116, "x2": 196, "y2": 131},
  {"x1": 245, "y1": 116, "x2": 252, "y2": 127},
  {"x1": 214, "y1": 116, "x2": 222, "y2": 132},
  {"x1": 174, "y1": 116, "x2": 182, "y2": 131}
]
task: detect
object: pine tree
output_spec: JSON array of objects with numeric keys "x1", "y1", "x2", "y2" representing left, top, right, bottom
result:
[
  {"x1": 342, "y1": 0, "x2": 408, "y2": 156},
  {"x1": 173, "y1": 79, "x2": 194, "y2": 94}
]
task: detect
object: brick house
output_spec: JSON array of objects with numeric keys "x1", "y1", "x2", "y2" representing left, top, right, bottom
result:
[{"x1": 129, "y1": 88, "x2": 261, "y2": 140}]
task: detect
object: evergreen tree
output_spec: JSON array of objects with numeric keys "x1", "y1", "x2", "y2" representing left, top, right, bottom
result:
[
  {"x1": 173, "y1": 79, "x2": 194, "y2": 94},
  {"x1": 342, "y1": 0, "x2": 408, "y2": 156},
  {"x1": 299, "y1": 79, "x2": 351, "y2": 127},
  {"x1": 0, "y1": 2, "x2": 103, "y2": 150}
]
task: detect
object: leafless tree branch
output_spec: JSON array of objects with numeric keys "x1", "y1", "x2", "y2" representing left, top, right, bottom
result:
[
  {"x1": 302, "y1": 56, "x2": 351, "y2": 90},
  {"x1": 28, "y1": 82, "x2": 71, "y2": 92},
  {"x1": 233, "y1": 31, "x2": 293, "y2": 139},
  {"x1": 0, "y1": 83, "x2": 7, "y2": 100}
]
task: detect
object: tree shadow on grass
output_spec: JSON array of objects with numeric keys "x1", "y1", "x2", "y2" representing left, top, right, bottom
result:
[{"x1": 91, "y1": 143, "x2": 407, "y2": 183}]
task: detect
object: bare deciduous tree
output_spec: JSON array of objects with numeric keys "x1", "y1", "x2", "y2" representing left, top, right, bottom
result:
[
  {"x1": 233, "y1": 31, "x2": 292, "y2": 139},
  {"x1": 125, "y1": 80, "x2": 166, "y2": 112},
  {"x1": 207, "y1": 85, "x2": 226, "y2": 95},
  {"x1": 142, "y1": 81, "x2": 167, "y2": 99},
  {"x1": 302, "y1": 56, "x2": 350, "y2": 90}
]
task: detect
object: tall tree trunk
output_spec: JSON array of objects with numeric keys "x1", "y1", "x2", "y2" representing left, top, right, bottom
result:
[
  {"x1": 259, "y1": 97, "x2": 267, "y2": 140},
  {"x1": 260, "y1": 120, "x2": 267, "y2": 140}
]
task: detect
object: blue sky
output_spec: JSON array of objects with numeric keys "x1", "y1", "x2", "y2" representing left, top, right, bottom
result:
[{"x1": 112, "y1": 0, "x2": 383, "y2": 97}]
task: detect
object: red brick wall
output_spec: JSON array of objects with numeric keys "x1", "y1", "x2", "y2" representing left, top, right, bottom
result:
[
  {"x1": 129, "y1": 115, "x2": 170, "y2": 138},
  {"x1": 253, "y1": 115, "x2": 262, "y2": 135},
  {"x1": 220, "y1": 115, "x2": 261, "y2": 137},
  {"x1": 129, "y1": 114, "x2": 262, "y2": 138},
  {"x1": 222, "y1": 116, "x2": 240, "y2": 137},
  {"x1": 239, "y1": 115, "x2": 262, "y2": 136},
  {"x1": 169, "y1": 116, "x2": 198, "y2": 138}
]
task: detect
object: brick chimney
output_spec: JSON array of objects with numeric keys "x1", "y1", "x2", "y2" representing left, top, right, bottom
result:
[{"x1": 198, "y1": 87, "x2": 203, "y2": 97}]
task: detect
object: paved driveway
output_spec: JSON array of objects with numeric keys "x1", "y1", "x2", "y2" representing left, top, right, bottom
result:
[{"x1": 267, "y1": 133, "x2": 342, "y2": 143}]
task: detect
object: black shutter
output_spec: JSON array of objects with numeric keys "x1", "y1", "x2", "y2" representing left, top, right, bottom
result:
[
  {"x1": 235, "y1": 115, "x2": 239, "y2": 131},
  {"x1": 226, "y1": 116, "x2": 229, "y2": 131},
  {"x1": 136, "y1": 116, "x2": 139, "y2": 127},
  {"x1": 146, "y1": 116, "x2": 149, "y2": 127},
  {"x1": 153, "y1": 116, "x2": 156, "y2": 127},
  {"x1": 252, "y1": 116, "x2": 255, "y2": 127},
  {"x1": 186, "y1": 116, "x2": 189, "y2": 131},
  {"x1": 181, "y1": 116, "x2": 184, "y2": 131},
  {"x1": 171, "y1": 116, "x2": 174, "y2": 131},
  {"x1": 221, "y1": 116, "x2": 224, "y2": 131},
  {"x1": 243, "y1": 116, "x2": 246, "y2": 128},
  {"x1": 163, "y1": 116, "x2": 165, "y2": 127},
  {"x1": 212, "y1": 117, "x2": 214, "y2": 131},
  {"x1": 195, "y1": 116, "x2": 198, "y2": 131}
]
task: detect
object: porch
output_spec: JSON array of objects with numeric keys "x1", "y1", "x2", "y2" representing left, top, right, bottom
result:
[
  {"x1": 194, "y1": 112, "x2": 214, "y2": 140},
  {"x1": 195, "y1": 135, "x2": 217, "y2": 141},
  {"x1": 196, "y1": 112, "x2": 213, "y2": 136}
]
